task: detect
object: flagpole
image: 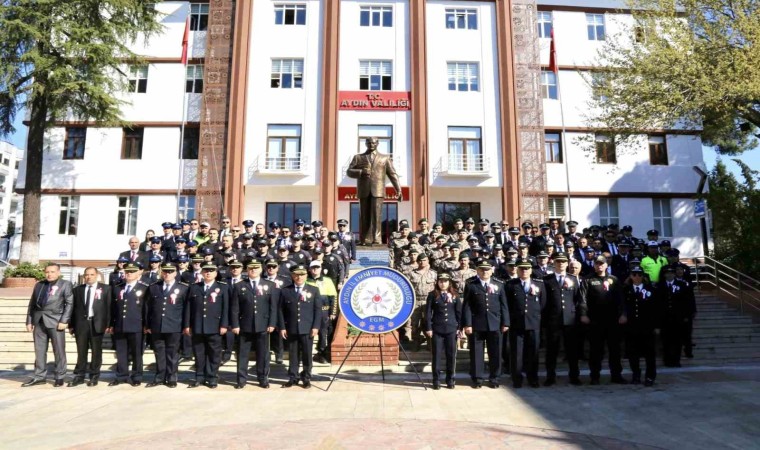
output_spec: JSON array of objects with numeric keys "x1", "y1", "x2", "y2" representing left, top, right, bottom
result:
[
  {"x1": 177, "y1": 14, "x2": 190, "y2": 219},
  {"x1": 550, "y1": 30, "x2": 573, "y2": 221}
]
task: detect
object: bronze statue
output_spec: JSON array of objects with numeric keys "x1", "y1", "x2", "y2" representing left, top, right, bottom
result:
[{"x1": 346, "y1": 137, "x2": 402, "y2": 246}]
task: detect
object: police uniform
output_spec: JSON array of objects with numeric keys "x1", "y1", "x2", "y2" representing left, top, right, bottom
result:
[
  {"x1": 337, "y1": 219, "x2": 357, "y2": 261},
  {"x1": 187, "y1": 266, "x2": 229, "y2": 388},
  {"x1": 306, "y1": 263, "x2": 338, "y2": 364},
  {"x1": 110, "y1": 270, "x2": 148, "y2": 386},
  {"x1": 623, "y1": 270, "x2": 658, "y2": 385},
  {"x1": 406, "y1": 257, "x2": 437, "y2": 349},
  {"x1": 145, "y1": 267, "x2": 190, "y2": 387},
  {"x1": 425, "y1": 275, "x2": 462, "y2": 389},
  {"x1": 231, "y1": 261, "x2": 279, "y2": 388},
  {"x1": 505, "y1": 262, "x2": 546, "y2": 388},
  {"x1": 264, "y1": 260, "x2": 292, "y2": 364},
  {"x1": 658, "y1": 269, "x2": 695, "y2": 367},
  {"x1": 278, "y1": 267, "x2": 321, "y2": 387}
]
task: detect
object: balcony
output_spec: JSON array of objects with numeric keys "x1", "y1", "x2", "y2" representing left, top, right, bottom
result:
[
  {"x1": 438, "y1": 153, "x2": 490, "y2": 177},
  {"x1": 249, "y1": 154, "x2": 309, "y2": 177}
]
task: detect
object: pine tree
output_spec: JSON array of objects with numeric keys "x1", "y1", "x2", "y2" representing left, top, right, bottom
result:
[{"x1": 0, "y1": 1, "x2": 161, "y2": 263}]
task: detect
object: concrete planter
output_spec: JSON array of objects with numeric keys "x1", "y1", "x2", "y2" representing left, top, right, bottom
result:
[
  {"x1": 2, "y1": 277, "x2": 38, "y2": 288},
  {"x1": 330, "y1": 315, "x2": 399, "y2": 366}
]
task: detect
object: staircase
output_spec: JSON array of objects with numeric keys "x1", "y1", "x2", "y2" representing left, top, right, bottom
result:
[{"x1": 350, "y1": 247, "x2": 390, "y2": 270}]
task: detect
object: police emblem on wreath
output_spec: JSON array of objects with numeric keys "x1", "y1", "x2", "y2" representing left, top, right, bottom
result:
[{"x1": 340, "y1": 267, "x2": 414, "y2": 334}]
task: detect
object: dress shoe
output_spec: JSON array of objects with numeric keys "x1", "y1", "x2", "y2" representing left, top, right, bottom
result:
[
  {"x1": 108, "y1": 380, "x2": 122, "y2": 387},
  {"x1": 275, "y1": 357, "x2": 284, "y2": 365},
  {"x1": 68, "y1": 378, "x2": 85, "y2": 387},
  {"x1": 282, "y1": 380, "x2": 297, "y2": 388},
  {"x1": 611, "y1": 376, "x2": 629, "y2": 385},
  {"x1": 528, "y1": 381, "x2": 540, "y2": 388},
  {"x1": 590, "y1": 379, "x2": 600, "y2": 385},
  {"x1": 187, "y1": 380, "x2": 200, "y2": 388},
  {"x1": 259, "y1": 381, "x2": 270, "y2": 389},
  {"x1": 207, "y1": 383, "x2": 217, "y2": 389},
  {"x1": 87, "y1": 378, "x2": 99, "y2": 387},
  {"x1": 644, "y1": 379, "x2": 655, "y2": 387},
  {"x1": 432, "y1": 382, "x2": 441, "y2": 390},
  {"x1": 302, "y1": 381, "x2": 311, "y2": 389},
  {"x1": 145, "y1": 381, "x2": 162, "y2": 388},
  {"x1": 489, "y1": 380, "x2": 500, "y2": 389},
  {"x1": 543, "y1": 378, "x2": 556, "y2": 387},
  {"x1": 167, "y1": 381, "x2": 177, "y2": 388},
  {"x1": 569, "y1": 378, "x2": 583, "y2": 386},
  {"x1": 54, "y1": 379, "x2": 64, "y2": 387},
  {"x1": 472, "y1": 381, "x2": 482, "y2": 389},
  {"x1": 179, "y1": 356, "x2": 194, "y2": 363},
  {"x1": 234, "y1": 383, "x2": 246, "y2": 389},
  {"x1": 130, "y1": 381, "x2": 142, "y2": 387},
  {"x1": 446, "y1": 379, "x2": 456, "y2": 389},
  {"x1": 221, "y1": 355, "x2": 231, "y2": 365},
  {"x1": 21, "y1": 378, "x2": 45, "y2": 387}
]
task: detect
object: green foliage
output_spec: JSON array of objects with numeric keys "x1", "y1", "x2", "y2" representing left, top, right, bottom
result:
[
  {"x1": 704, "y1": 160, "x2": 760, "y2": 277},
  {"x1": 4, "y1": 262, "x2": 47, "y2": 280},
  {"x1": 589, "y1": 0, "x2": 760, "y2": 155}
]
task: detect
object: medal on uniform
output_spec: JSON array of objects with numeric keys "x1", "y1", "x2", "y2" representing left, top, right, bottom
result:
[
  {"x1": 530, "y1": 285, "x2": 539, "y2": 296},
  {"x1": 170, "y1": 293, "x2": 178, "y2": 305}
]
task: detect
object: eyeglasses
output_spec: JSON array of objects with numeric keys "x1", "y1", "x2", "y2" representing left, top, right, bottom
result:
[
  {"x1": 222, "y1": 221, "x2": 230, "y2": 224},
  {"x1": 191, "y1": 222, "x2": 199, "y2": 225},
  {"x1": 232, "y1": 229, "x2": 241, "y2": 233}
]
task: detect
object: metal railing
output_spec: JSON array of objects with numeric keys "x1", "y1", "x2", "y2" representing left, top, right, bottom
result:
[
  {"x1": 442, "y1": 153, "x2": 489, "y2": 174},
  {"x1": 251, "y1": 155, "x2": 308, "y2": 174},
  {"x1": 692, "y1": 256, "x2": 760, "y2": 314}
]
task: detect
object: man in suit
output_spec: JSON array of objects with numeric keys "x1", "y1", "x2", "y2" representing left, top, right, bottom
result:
[
  {"x1": 278, "y1": 264, "x2": 321, "y2": 388},
  {"x1": 69, "y1": 267, "x2": 112, "y2": 387},
  {"x1": 542, "y1": 253, "x2": 584, "y2": 386},
  {"x1": 120, "y1": 236, "x2": 148, "y2": 267},
  {"x1": 461, "y1": 259, "x2": 509, "y2": 389},
  {"x1": 346, "y1": 137, "x2": 402, "y2": 245},
  {"x1": 264, "y1": 258, "x2": 291, "y2": 364},
  {"x1": 145, "y1": 263, "x2": 190, "y2": 388},
  {"x1": 23, "y1": 263, "x2": 74, "y2": 387},
  {"x1": 186, "y1": 263, "x2": 229, "y2": 388},
  {"x1": 109, "y1": 262, "x2": 149, "y2": 387},
  {"x1": 505, "y1": 259, "x2": 546, "y2": 388},
  {"x1": 231, "y1": 260, "x2": 279, "y2": 389}
]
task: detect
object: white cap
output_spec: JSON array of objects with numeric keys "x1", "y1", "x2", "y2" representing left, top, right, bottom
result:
[{"x1": 309, "y1": 261, "x2": 322, "y2": 268}]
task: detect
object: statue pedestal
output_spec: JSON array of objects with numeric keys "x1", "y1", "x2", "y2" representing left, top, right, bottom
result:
[{"x1": 330, "y1": 315, "x2": 399, "y2": 366}]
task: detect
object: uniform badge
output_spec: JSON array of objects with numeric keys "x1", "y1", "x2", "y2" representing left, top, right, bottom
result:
[
  {"x1": 563, "y1": 279, "x2": 573, "y2": 289},
  {"x1": 529, "y1": 285, "x2": 539, "y2": 296},
  {"x1": 174, "y1": 288, "x2": 180, "y2": 295},
  {"x1": 136, "y1": 290, "x2": 143, "y2": 297}
]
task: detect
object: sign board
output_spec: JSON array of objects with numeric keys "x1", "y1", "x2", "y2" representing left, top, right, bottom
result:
[
  {"x1": 694, "y1": 199, "x2": 706, "y2": 218},
  {"x1": 339, "y1": 267, "x2": 415, "y2": 334},
  {"x1": 337, "y1": 186, "x2": 409, "y2": 202},
  {"x1": 338, "y1": 91, "x2": 411, "y2": 111}
]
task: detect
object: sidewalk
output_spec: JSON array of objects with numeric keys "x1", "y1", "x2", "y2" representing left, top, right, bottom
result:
[{"x1": 1, "y1": 366, "x2": 758, "y2": 449}]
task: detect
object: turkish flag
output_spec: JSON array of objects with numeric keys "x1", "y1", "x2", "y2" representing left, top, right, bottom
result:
[
  {"x1": 180, "y1": 17, "x2": 190, "y2": 65},
  {"x1": 549, "y1": 29, "x2": 558, "y2": 74}
]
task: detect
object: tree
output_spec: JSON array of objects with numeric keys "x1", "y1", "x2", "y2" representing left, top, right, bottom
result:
[
  {"x1": 0, "y1": 1, "x2": 161, "y2": 263},
  {"x1": 589, "y1": 0, "x2": 760, "y2": 155}
]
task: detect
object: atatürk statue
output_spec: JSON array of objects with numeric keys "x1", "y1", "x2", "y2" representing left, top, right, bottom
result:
[{"x1": 346, "y1": 137, "x2": 402, "y2": 246}]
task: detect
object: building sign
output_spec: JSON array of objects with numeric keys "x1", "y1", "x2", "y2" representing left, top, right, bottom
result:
[
  {"x1": 338, "y1": 186, "x2": 409, "y2": 202},
  {"x1": 694, "y1": 199, "x2": 706, "y2": 218},
  {"x1": 338, "y1": 91, "x2": 411, "y2": 111}
]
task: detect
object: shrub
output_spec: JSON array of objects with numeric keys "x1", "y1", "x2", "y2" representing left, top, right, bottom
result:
[{"x1": 4, "y1": 262, "x2": 47, "y2": 280}]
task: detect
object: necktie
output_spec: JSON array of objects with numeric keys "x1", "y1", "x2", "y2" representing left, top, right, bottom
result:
[
  {"x1": 163, "y1": 283, "x2": 170, "y2": 296},
  {"x1": 125, "y1": 284, "x2": 132, "y2": 295},
  {"x1": 523, "y1": 282, "x2": 529, "y2": 294},
  {"x1": 251, "y1": 280, "x2": 257, "y2": 292},
  {"x1": 38, "y1": 283, "x2": 51, "y2": 307},
  {"x1": 558, "y1": 276, "x2": 564, "y2": 287},
  {"x1": 204, "y1": 285, "x2": 210, "y2": 294},
  {"x1": 131, "y1": 251, "x2": 137, "y2": 261},
  {"x1": 635, "y1": 286, "x2": 640, "y2": 294},
  {"x1": 85, "y1": 286, "x2": 92, "y2": 317}
]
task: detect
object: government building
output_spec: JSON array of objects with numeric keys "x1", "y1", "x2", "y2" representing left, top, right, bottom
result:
[{"x1": 12, "y1": 0, "x2": 710, "y2": 264}]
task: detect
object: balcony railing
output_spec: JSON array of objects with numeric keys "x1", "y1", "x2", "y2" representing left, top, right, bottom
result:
[
  {"x1": 440, "y1": 153, "x2": 490, "y2": 176},
  {"x1": 251, "y1": 154, "x2": 308, "y2": 176}
]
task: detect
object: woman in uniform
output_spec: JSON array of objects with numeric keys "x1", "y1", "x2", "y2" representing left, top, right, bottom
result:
[{"x1": 425, "y1": 273, "x2": 462, "y2": 389}]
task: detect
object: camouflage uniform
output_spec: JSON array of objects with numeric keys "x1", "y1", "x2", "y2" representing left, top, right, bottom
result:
[{"x1": 405, "y1": 267, "x2": 437, "y2": 347}]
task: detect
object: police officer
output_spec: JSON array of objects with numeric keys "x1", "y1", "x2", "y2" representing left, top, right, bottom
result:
[
  {"x1": 306, "y1": 260, "x2": 338, "y2": 364},
  {"x1": 622, "y1": 266, "x2": 658, "y2": 386},
  {"x1": 145, "y1": 263, "x2": 190, "y2": 388},
  {"x1": 109, "y1": 262, "x2": 148, "y2": 386},
  {"x1": 462, "y1": 259, "x2": 509, "y2": 389},
  {"x1": 221, "y1": 260, "x2": 245, "y2": 364},
  {"x1": 320, "y1": 240, "x2": 345, "y2": 290},
  {"x1": 542, "y1": 252, "x2": 584, "y2": 386},
  {"x1": 110, "y1": 256, "x2": 129, "y2": 286},
  {"x1": 141, "y1": 254, "x2": 162, "y2": 284},
  {"x1": 450, "y1": 254, "x2": 476, "y2": 296},
  {"x1": 658, "y1": 265, "x2": 694, "y2": 367},
  {"x1": 231, "y1": 260, "x2": 278, "y2": 389},
  {"x1": 505, "y1": 259, "x2": 546, "y2": 388},
  {"x1": 581, "y1": 255, "x2": 627, "y2": 385},
  {"x1": 279, "y1": 265, "x2": 321, "y2": 388},
  {"x1": 406, "y1": 254, "x2": 437, "y2": 350},
  {"x1": 425, "y1": 273, "x2": 462, "y2": 389},
  {"x1": 185, "y1": 263, "x2": 229, "y2": 389},
  {"x1": 337, "y1": 219, "x2": 356, "y2": 262}
]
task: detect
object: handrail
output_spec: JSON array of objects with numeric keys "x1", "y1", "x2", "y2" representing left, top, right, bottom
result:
[{"x1": 692, "y1": 256, "x2": 760, "y2": 314}]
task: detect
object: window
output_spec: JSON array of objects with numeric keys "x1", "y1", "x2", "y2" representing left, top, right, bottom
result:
[
  {"x1": 634, "y1": 26, "x2": 646, "y2": 43},
  {"x1": 271, "y1": 59, "x2": 304, "y2": 89},
  {"x1": 358, "y1": 125, "x2": 393, "y2": 155},
  {"x1": 186, "y1": 64, "x2": 204, "y2": 93},
  {"x1": 445, "y1": 8, "x2": 477, "y2": 30},
  {"x1": 436, "y1": 202, "x2": 481, "y2": 233},
  {"x1": 359, "y1": 60, "x2": 392, "y2": 91},
  {"x1": 586, "y1": 13, "x2": 605, "y2": 41},
  {"x1": 448, "y1": 127, "x2": 483, "y2": 171},
  {"x1": 595, "y1": 134, "x2": 616, "y2": 164},
  {"x1": 545, "y1": 132, "x2": 562, "y2": 163},
  {"x1": 127, "y1": 65, "x2": 148, "y2": 93},
  {"x1": 178, "y1": 195, "x2": 196, "y2": 221},
  {"x1": 537, "y1": 11, "x2": 552, "y2": 38},
  {"x1": 548, "y1": 197, "x2": 567, "y2": 218},
  {"x1": 122, "y1": 127, "x2": 144, "y2": 160},
  {"x1": 274, "y1": 4, "x2": 306, "y2": 25},
  {"x1": 540, "y1": 70, "x2": 558, "y2": 99},
  {"x1": 652, "y1": 199, "x2": 673, "y2": 238},
  {"x1": 190, "y1": 3, "x2": 209, "y2": 31},
  {"x1": 117, "y1": 195, "x2": 138, "y2": 235},
  {"x1": 267, "y1": 124, "x2": 302, "y2": 170},
  {"x1": 64, "y1": 127, "x2": 86, "y2": 160},
  {"x1": 599, "y1": 198, "x2": 619, "y2": 227},
  {"x1": 447, "y1": 62, "x2": 479, "y2": 92},
  {"x1": 360, "y1": 6, "x2": 392, "y2": 27},
  {"x1": 266, "y1": 202, "x2": 312, "y2": 229},
  {"x1": 649, "y1": 135, "x2": 668, "y2": 165},
  {"x1": 58, "y1": 196, "x2": 79, "y2": 235},
  {"x1": 182, "y1": 126, "x2": 200, "y2": 160}
]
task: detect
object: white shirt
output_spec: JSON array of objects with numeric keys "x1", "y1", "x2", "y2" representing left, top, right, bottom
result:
[{"x1": 85, "y1": 283, "x2": 98, "y2": 317}]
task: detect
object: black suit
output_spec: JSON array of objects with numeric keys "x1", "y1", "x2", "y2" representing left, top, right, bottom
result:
[
  {"x1": 70, "y1": 283, "x2": 112, "y2": 381},
  {"x1": 119, "y1": 249, "x2": 148, "y2": 267},
  {"x1": 425, "y1": 291, "x2": 461, "y2": 384},
  {"x1": 188, "y1": 282, "x2": 229, "y2": 385},
  {"x1": 111, "y1": 282, "x2": 149, "y2": 383},
  {"x1": 658, "y1": 279, "x2": 695, "y2": 366},
  {"x1": 231, "y1": 278, "x2": 279, "y2": 384},
  {"x1": 542, "y1": 274, "x2": 584, "y2": 381},
  {"x1": 278, "y1": 284, "x2": 321, "y2": 383},
  {"x1": 505, "y1": 278, "x2": 546, "y2": 385},
  {"x1": 462, "y1": 279, "x2": 509, "y2": 383},
  {"x1": 145, "y1": 281, "x2": 190, "y2": 383},
  {"x1": 611, "y1": 253, "x2": 632, "y2": 280}
]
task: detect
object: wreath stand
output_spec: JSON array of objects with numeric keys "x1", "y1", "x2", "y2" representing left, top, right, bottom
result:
[{"x1": 325, "y1": 331, "x2": 427, "y2": 391}]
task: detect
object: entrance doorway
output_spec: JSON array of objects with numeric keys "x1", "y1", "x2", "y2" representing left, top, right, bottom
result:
[{"x1": 350, "y1": 202, "x2": 398, "y2": 244}]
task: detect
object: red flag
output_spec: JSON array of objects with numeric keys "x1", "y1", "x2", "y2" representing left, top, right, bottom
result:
[
  {"x1": 548, "y1": 29, "x2": 558, "y2": 74},
  {"x1": 180, "y1": 17, "x2": 190, "y2": 65}
]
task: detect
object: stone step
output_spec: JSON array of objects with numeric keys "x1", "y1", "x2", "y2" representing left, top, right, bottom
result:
[
  {"x1": 694, "y1": 317, "x2": 753, "y2": 325},
  {"x1": 693, "y1": 335, "x2": 758, "y2": 344}
]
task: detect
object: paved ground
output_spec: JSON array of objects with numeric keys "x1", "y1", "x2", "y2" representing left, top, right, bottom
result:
[{"x1": 1, "y1": 366, "x2": 759, "y2": 449}]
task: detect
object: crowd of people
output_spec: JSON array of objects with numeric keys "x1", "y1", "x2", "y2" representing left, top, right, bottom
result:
[{"x1": 22, "y1": 215, "x2": 696, "y2": 391}]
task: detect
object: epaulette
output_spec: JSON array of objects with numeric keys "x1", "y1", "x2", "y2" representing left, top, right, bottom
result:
[
  {"x1": 217, "y1": 281, "x2": 228, "y2": 285},
  {"x1": 179, "y1": 281, "x2": 189, "y2": 286},
  {"x1": 531, "y1": 278, "x2": 545, "y2": 283},
  {"x1": 137, "y1": 281, "x2": 149, "y2": 286}
]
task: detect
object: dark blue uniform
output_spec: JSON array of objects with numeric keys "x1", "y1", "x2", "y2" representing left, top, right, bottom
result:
[
  {"x1": 188, "y1": 281, "x2": 229, "y2": 386},
  {"x1": 145, "y1": 281, "x2": 190, "y2": 384},
  {"x1": 581, "y1": 274, "x2": 625, "y2": 383},
  {"x1": 277, "y1": 284, "x2": 321, "y2": 384},
  {"x1": 264, "y1": 274, "x2": 291, "y2": 362},
  {"x1": 111, "y1": 281, "x2": 149, "y2": 384},
  {"x1": 425, "y1": 291, "x2": 461, "y2": 386},
  {"x1": 623, "y1": 283, "x2": 659, "y2": 383},
  {"x1": 462, "y1": 278, "x2": 509, "y2": 385},
  {"x1": 542, "y1": 273, "x2": 584, "y2": 383},
  {"x1": 338, "y1": 231, "x2": 356, "y2": 261},
  {"x1": 231, "y1": 278, "x2": 279, "y2": 386},
  {"x1": 505, "y1": 278, "x2": 546, "y2": 387},
  {"x1": 658, "y1": 279, "x2": 695, "y2": 367}
]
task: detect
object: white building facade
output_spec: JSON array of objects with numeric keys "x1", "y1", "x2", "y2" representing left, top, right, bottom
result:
[{"x1": 12, "y1": 0, "x2": 709, "y2": 264}]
